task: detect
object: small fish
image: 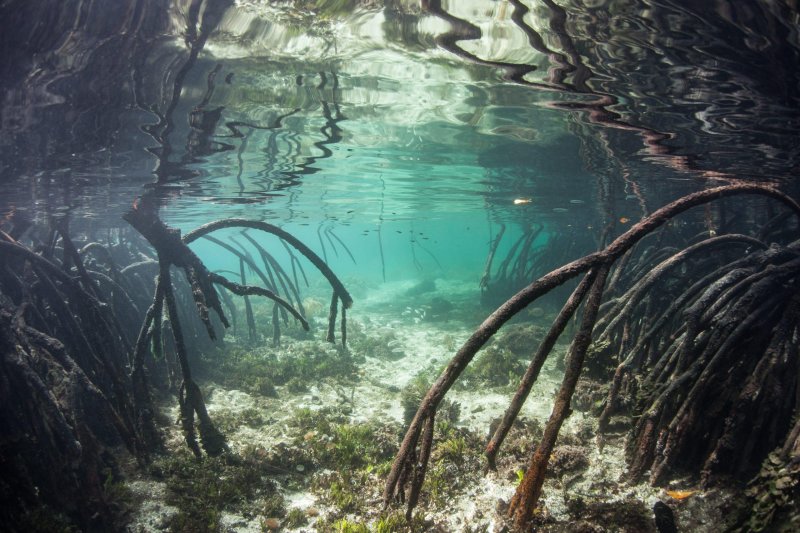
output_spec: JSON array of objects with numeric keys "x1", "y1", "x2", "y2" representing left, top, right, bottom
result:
[
  {"x1": 513, "y1": 198, "x2": 533, "y2": 205},
  {"x1": 619, "y1": 217, "x2": 630, "y2": 224},
  {"x1": 552, "y1": 207, "x2": 568, "y2": 213},
  {"x1": 569, "y1": 199, "x2": 585, "y2": 204},
  {"x1": 665, "y1": 489, "x2": 696, "y2": 500}
]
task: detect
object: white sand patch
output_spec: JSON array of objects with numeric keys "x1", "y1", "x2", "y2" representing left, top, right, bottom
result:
[
  {"x1": 125, "y1": 480, "x2": 178, "y2": 532},
  {"x1": 285, "y1": 490, "x2": 317, "y2": 508},
  {"x1": 442, "y1": 471, "x2": 517, "y2": 531},
  {"x1": 219, "y1": 513, "x2": 262, "y2": 533}
]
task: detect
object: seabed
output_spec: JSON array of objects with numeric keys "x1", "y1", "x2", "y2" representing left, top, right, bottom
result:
[{"x1": 122, "y1": 277, "x2": 738, "y2": 533}]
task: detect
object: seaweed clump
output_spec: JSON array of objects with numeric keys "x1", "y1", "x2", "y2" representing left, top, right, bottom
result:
[
  {"x1": 149, "y1": 449, "x2": 286, "y2": 532},
  {"x1": 736, "y1": 449, "x2": 800, "y2": 532},
  {"x1": 297, "y1": 410, "x2": 401, "y2": 525},
  {"x1": 401, "y1": 372, "x2": 460, "y2": 426},
  {"x1": 462, "y1": 345, "x2": 527, "y2": 388},
  {"x1": 199, "y1": 339, "x2": 362, "y2": 397}
]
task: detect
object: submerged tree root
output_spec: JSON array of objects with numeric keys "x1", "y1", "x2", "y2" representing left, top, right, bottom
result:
[
  {"x1": 0, "y1": 223, "x2": 146, "y2": 529},
  {"x1": 124, "y1": 206, "x2": 351, "y2": 457},
  {"x1": 383, "y1": 183, "x2": 800, "y2": 531},
  {"x1": 612, "y1": 245, "x2": 800, "y2": 485}
]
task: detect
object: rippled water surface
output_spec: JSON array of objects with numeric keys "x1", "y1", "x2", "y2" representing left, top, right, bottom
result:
[
  {"x1": 1, "y1": 0, "x2": 799, "y2": 276},
  {"x1": 3, "y1": 2, "x2": 800, "y2": 531}
]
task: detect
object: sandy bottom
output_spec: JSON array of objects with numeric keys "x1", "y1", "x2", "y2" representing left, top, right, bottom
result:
[{"x1": 125, "y1": 277, "x2": 731, "y2": 532}]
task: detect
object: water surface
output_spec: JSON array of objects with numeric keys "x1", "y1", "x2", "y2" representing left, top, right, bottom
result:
[{"x1": 1, "y1": 0, "x2": 798, "y2": 294}]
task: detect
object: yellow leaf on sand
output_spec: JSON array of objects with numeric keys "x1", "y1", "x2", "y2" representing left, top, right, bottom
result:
[{"x1": 665, "y1": 489, "x2": 696, "y2": 500}]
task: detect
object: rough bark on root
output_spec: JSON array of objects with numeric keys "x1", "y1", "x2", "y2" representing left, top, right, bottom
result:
[{"x1": 383, "y1": 184, "x2": 800, "y2": 524}]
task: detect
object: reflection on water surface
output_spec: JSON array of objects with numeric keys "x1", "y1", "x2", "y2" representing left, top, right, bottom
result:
[
  {"x1": 2, "y1": 1, "x2": 798, "y2": 229},
  {"x1": 2, "y1": 1, "x2": 800, "y2": 532}
]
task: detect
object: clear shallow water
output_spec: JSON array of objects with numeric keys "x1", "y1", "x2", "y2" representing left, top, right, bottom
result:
[
  {"x1": 1, "y1": 0, "x2": 798, "y2": 282},
  {"x1": 3, "y1": 2, "x2": 800, "y2": 531}
]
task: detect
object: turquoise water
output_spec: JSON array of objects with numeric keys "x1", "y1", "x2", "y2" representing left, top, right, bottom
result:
[
  {"x1": 2, "y1": 2, "x2": 800, "y2": 530},
  {"x1": 6, "y1": 0, "x2": 797, "y2": 290}
]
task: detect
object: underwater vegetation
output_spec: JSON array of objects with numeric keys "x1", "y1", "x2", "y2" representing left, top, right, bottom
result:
[
  {"x1": 123, "y1": 205, "x2": 353, "y2": 459},
  {"x1": 3, "y1": 184, "x2": 800, "y2": 532},
  {"x1": 199, "y1": 339, "x2": 362, "y2": 398},
  {"x1": 401, "y1": 371, "x2": 461, "y2": 427},
  {"x1": 741, "y1": 450, "x2": 800, "y2": 532},
  {"x1": 462, "y1": 345, "x2": 528, "y2": 389},
  {"x1": 3, "y1": 0, "x2": 800, "y2": 531},
  {"x1": 150, "y1": 450, "x2": 286, "y2": 532},
  {"x1": 0, "y1": 204, "x2": 353, "y2": 530},
  {"x1": 385, "y1": 184, "x2": 800, "y2": 531}
]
